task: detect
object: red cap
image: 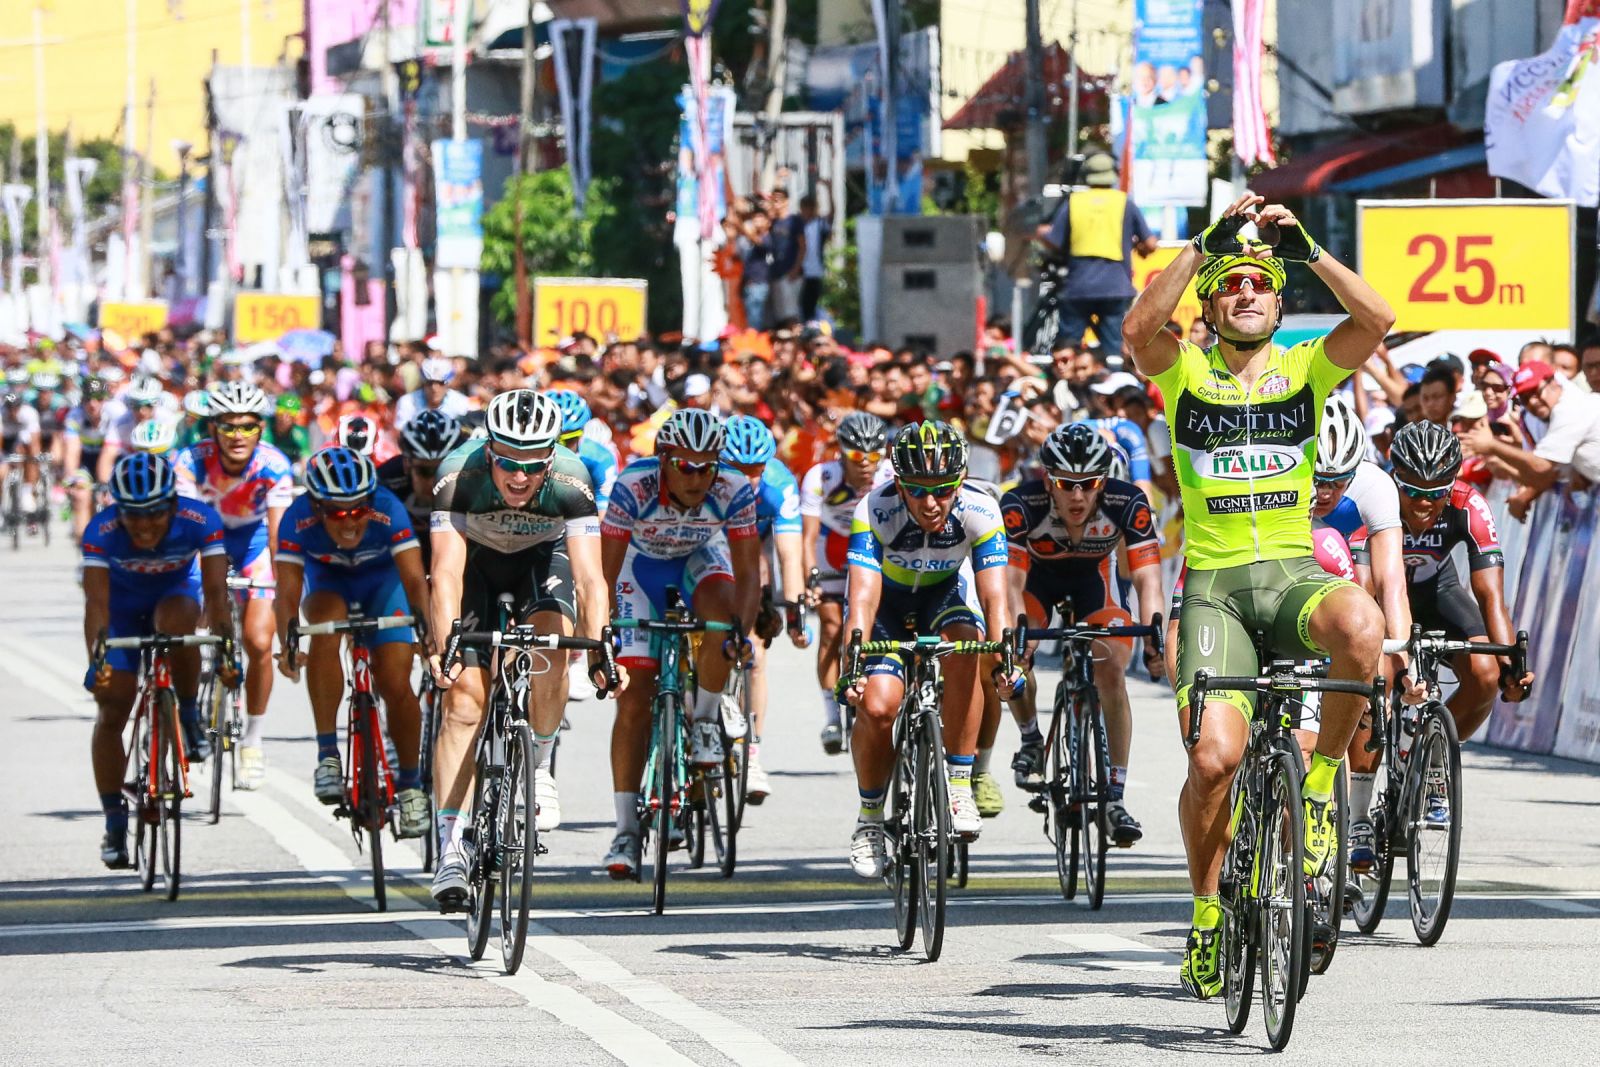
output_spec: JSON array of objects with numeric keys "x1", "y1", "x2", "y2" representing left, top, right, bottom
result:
[
  {"x1": 1468, "y1": 347, "x2": 1501, "y2": 364},
  {"x1": 1513, "y1": 359, "x2": 1555, "y2": 396}
]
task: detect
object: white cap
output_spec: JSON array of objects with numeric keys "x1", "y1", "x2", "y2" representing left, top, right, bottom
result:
[
  {"x1": 421, "y1": 357, "x2": 455, "y2": 384},
  {"x1": 1364, "y1": 407, "x2": 1396, "y2": 435},
  {"x1": 1089, "y1": 371, "x2": 1142, "y2": 396},
  {"x1": 683, "y1": 374, "x2": 712, "y2": 398}
]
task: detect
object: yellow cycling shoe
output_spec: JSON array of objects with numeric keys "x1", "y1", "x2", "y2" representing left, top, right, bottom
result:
[
  {"x1": 1303, "y1": 797, "x2": 1336, "y2": 877},
  {"x1": 1180, "y1": 925, "x2": 1223, "y2": 1000}
]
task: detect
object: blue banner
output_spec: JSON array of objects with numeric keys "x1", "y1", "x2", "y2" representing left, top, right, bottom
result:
[
  {"x1": 433, "y1": 139, "x2": 484, "y2": 270},
  {"x1": 1121, "y1": 0, "x2": 1209, "y2": 207}
]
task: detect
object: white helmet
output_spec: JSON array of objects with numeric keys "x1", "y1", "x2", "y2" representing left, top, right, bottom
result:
[
  {"x1": 130, "y1": 418, "x2": 177, "y2": 454},
  {"x1": 420, "y1": 357, "x2": 456, "y2": 384},
  {"x1": 337, "y1": 413, "x2": 376, "y2": 456},
  {"x1": 125, "y1": 375, "x2": 165, "y2": 407},
  {"x1": 656, "y1": 408, "x2": 725, "y2": 454},
  {"x1": 183, "y1": 390, "x2": 211, "y2": 419},
  {"x1": 1316, "y1": 393, "x2": 1367, "y2": 479},
  {"x1": 485, "y1": 389, "x2": 562, "y2": 450},
  {"x1": 208, "y1": 380, "x2": 269, "y2": 417}
]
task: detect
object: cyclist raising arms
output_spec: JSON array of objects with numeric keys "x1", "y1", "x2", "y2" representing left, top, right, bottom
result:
[
  {"x1": 1002, "y1": 423, "x2": 1164, "y2": 844},
  {"x1": 719, "y1": 414, "x2": 808, "y2": 803},
  {"x1": 273, "y1": 448, "x2": 433, "y2": 838},
  {"x1": 599, "y1": 409, "x2": 761, "y2": 879},
  {"x1": 82, "y1": 454, "x2": 236, "y2": 867},
  {"x1": 426, "y1": 390, "x2": 606, "y2": 906},
  {"x1": 376, "y1": 408, "x2": 466, "y2": 571},
  {"x1": 799, "y1": 412, "x2": 893, "y2": 753},
  {"x1": 171, "y1": 381, "x2": 295, "y2": 789},
  {"x1": 1124, "y1": 194, "x2": 1393, "y2": 1000},
  {"x1": 839, "y1": 422, "x2": 1016, "y2": 877}
]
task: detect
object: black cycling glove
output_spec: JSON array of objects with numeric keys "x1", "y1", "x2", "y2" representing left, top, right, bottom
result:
[
  {"x1": 1190, "y1": 214, "x2": 1250, "y2": 256},
  {"x1": 1261, "y1": 219, "x2": 1321, "y2": 263}
]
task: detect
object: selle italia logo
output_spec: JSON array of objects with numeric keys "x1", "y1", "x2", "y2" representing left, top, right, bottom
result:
[{"x1": 1200, "y1": 445, "x2": 1302, "y2": 481}]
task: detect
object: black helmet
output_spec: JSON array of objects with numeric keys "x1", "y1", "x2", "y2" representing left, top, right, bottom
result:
[
  {"x1": 890, "y1": 421, "x2": 967, "y2": 480},
  {"x1": 1038, "y1": 423, "x2": 1115, "y2": 478},
  {"x1": 837, "y1": 412, "x2": 888, "y2": 453},
  {"x1": 1389, "y1": 420, "x2": 1462, "y2": 483},
  {"x1": 401, "y1": 409, "x2": 465, "y2": 462}
]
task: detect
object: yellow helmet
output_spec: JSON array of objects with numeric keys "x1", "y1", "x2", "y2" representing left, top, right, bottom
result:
[{"x1": 1194, "y1": 242, "x2": 1286, "y2": 299}]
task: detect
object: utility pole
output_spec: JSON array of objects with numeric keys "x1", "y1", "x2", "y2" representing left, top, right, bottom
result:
[
  {"x1": 761, "y1": 0, "x2": 788, "y2": 188},
  {"x1": 1065, "y1": 0, "x2": 1080, "y2": 158},
  {"x1": 514, "y1": 0, "x2": 537, "y2": 346},
  {"x1": 452, "y1": 0, "x2": 468, "y2": 142},
  {"x1": 32, "y1": 4, "x2": 50, "y2": 289},
  {"x1": 381, "y1": 0, "x2": 399, "y2": 330},
  {"x1": 1023, "y1": 0, "x2": 1048, "y2": 199},
  {"x1": 124, "y1": 0, "x2": 139, "y2": 300},
  {"x1": 141, "y1": 77, "x2": 155, "y2": 302},
  {"x1": 201, "y1": 49, "x2": 217, "y2": 297}
]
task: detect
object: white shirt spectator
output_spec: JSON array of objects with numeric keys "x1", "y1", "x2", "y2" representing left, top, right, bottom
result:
[{"x1": 1533, "y1": 385, "x2": 1600, "y2": 481}]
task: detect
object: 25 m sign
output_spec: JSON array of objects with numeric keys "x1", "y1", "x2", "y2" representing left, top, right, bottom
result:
[{"x1": 1358, "y1": 200, "x2": 1574, "y2": 335}]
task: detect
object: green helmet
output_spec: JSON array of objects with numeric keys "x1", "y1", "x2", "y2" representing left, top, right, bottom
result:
[
  {"x1": 1194, "y1": 242, "x2": 1286, "y2": 300},
  {"x1": 276, "y1": 393, "x2": 303, "y2": 415}
]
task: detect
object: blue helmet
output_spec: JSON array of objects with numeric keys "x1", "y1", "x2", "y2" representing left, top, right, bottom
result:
[
  {"x1": 305, "y1": 446, "x2": 379, "y2": 505},
  {"x1": 720, "y1": 414, "x2": 777, "y2": 467},
  {"x1": 547, "y1": 389, "x2": 592, "y2": 437},
  {"x1": 111, "y1": 452, "x2": 177, "y2": 511}
]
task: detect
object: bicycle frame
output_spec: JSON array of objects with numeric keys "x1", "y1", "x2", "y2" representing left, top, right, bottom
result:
[
  {"x1": 343, "y1": 637, "x2": 395, "y2": 827},
  {"x1": 126, "y1": 645, "x2": 190, "y2": 803}
]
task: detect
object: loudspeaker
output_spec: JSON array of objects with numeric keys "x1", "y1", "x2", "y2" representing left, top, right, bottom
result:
[{"x1": 877, "y1": 215, "x2": 982, "y2": 354}]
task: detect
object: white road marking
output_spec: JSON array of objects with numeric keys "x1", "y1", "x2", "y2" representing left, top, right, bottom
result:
[{"x1": 1048, "y1": 932, "x2": 1181, "y2": 971}]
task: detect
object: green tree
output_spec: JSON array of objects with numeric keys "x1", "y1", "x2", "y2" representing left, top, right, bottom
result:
[
  {"x1": 0, "y1": 123, "x2": 156, "y2": 246},
  {"x1": 479, "y1": 168, "x2": 615, "y2": 327}
]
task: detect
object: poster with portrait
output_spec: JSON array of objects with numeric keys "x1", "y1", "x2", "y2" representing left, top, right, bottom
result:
[{"x1": 1121, "y1": 0, "x2": 1209, "y2": 207}]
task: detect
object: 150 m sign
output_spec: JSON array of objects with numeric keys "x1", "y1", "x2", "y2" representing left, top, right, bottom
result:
[
  {"x1": 533, "y1": 278, "x2": 647, "y2": 347},
  {"x1": 1358, "y1": 200, "x2": 1574, "y2": 334}
]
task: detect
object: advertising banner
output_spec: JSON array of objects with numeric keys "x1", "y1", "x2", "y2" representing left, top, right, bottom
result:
[
  {"x1": 533, "y1": 277, "x2": 647, "y2": 348},
  {"x1": 1485, "y1": 14, "x2": 1600, "y2": 206},
  {"x1": 1123, "y1": 0, "x2": 1209, "y2": 207},
  {"x1": 433, "y1": 138, "x2": 485, "y2": 270}
]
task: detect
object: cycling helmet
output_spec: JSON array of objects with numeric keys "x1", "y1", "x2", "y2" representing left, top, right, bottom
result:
[
  {"x1": 399, "y1": 409, "x2": 465, "y2": 462},
  {"x1": 1038, "y1": 423, "x2": 1116, "y2": 478},
  {"x1": 5, "y1": 368, "x2": 28, "y2": 388},
  {"x1": 1388, "y1": 420, "x2": 1462, "y2": 483},
  {"x1": 110, "y1": 452, "x2": 177, "y2": 511},
  {"x1": 547, "y1": 389, "x2": 592, "y2": 437},
  {"x1": 420, "y1": 357, "x2": 456, "y2": 384},
  {"x1": 1316, "y1": 393, "x2": 1367, "y2": 478},
  {"x1": 129, "y1": 419, "x2": 177, "y2": 454},
  {"x1": 30, "y1": 372, "x2": 61, "y2": 391},
  {"x1": 890, "y1": 421, "x2": 968, "y2": 479},
  {"x1": 125, "y1": 375, "x2": 166, "y2": 407},
  {"x1": 305, "y1": 446, "x2": 379, "y2": 504},
  {"x1": 276, "y1": 393, "x2": 303, "y2": 415},
  {"x1": 1194, "y1": 243, "x2": 1287, "y2": 300},
  {"x1": 182, "y1": 390, "x2": 211, "y2": 420},
  {"x1": 656, "y1": 408, "x2": 725, "y2": 454},
  {"x1": 720, "y1": 414, "x2": 777, "y2": 466},
  {"x1": 207, "y1": 380, "x2": 268, "y2": 417},
  {"x1": 836, "y1": 411, "x2": 889, "y2": 453},
  {"x1": 485, "y1": 389, "x2": 563, "y2": 450},
  {"x1": 337, "y1": 413, "x2": 376, "y2": 456},
  {"x1": 82, "y1": 377, "x2": 110, "y2": 402}
]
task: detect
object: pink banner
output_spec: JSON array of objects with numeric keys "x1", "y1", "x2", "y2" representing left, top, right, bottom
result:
[{"x1": 307, "y1": 0, "x2": 421, "y2": 94}]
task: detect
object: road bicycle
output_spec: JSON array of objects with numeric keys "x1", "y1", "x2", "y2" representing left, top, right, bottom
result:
[
  {"x1": 198, "y1": 572, "x2": 273, "y2": 824},
  {"x1": 285, "y1": 612, "x2": 414, "y2": 912},
  {"x1": 443, "y1": 605, "x2": 617, "y2": 972},
  {"x1": 1017, "y1": 609, "x2": 1162, "y2": 910},
  {"x1": 95, "y1": 630, "x2": 228, "y2": 901},
  {"x1": 1352, "y1": 627, "x2": 1529, "y2": 946},
  {"x1": 1187, "y1": 659, "x2": 1383, "y2": 1051},
  {"x1": 841, "y1": 628, "x2": 1017, "y2": 961},
  {"x1": 611, "y1": 588, "x2": 742, "y2": 914},
  {"x1": 415, "y1": 667, "x2": 441, "y2": 873}
]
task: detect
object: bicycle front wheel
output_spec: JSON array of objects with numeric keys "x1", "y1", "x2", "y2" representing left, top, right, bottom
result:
[
  {"x1": 1352, "y1": 761, "x2": 1395, "y2": 935},
  {"x1": 135, "y1": 704, "x2": 157, "y2": 893},
  {"x1": 419, "y1": 680, "x2": 440, "y2": 874},
  {"x1": 1310, "y1": 768, "x2": 1347, "y2": 975},
  {"x1": 465, "y1": 758, "x2": 496, "y2": 961},
  {"x1": 1259, "y1": 743, "x2": 1307, "y2": 1051},
  {"x1": 652, "y1": 698, "x2": 680, "y2": 916},
  {"x1": 499, "y1": 723, "x2": 537, "y2": 974},
  {"x1": 1080, "y1": 698, "x2": 1109, "y2": 911},
  {"x1": 204, "y1": 673, "x2": 225, "y2": 825},
  {"x1": 887, "y1": 718, "x2": 918, "y2": 951},
  {"x1": 1408, "y1": 705, "x2": 1462, "y2": 946},
  {"x1": 914, "y1": 715, "x2": 950, "y2": 962},
  {"x1": 157, "y1": 691, "x2": 183, "y2": 902},
  {"x1": 708, "y1": 741, "x2": 740, "y2": 879},
  {"x1": 1047, "y1": 691, "x2": 1078, "y2": 902},
  {"x1": 356, "y1": 710, "x2": 387, "y2": 913}
]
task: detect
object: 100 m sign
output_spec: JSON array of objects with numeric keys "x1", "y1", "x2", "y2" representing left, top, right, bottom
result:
[{"x1": 533, "y1": 278, "x2": 646, "y2": 347}]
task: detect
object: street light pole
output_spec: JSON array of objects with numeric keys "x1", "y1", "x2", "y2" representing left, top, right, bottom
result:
[
  {"x1": 174, "y1": 141, "x2": 192, "y2": 301},
  {"x1": 32, "y1": 4, "x2": 50, "y2": 290}
]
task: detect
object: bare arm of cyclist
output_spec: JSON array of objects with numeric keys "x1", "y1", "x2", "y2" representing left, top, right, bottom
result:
[
  {"x1": 1469, "y1": 565, "x2": 1533, "y2": 700},
  {"x1": 1124, "y1": 242, "x2": 1200, "y2": 377},
  {"x1": 428, "y1": 523, "x2": 468, "y2": 686},
  {"x1": 83, "y1": 566, "x2": 111, "y2": 685},
  {"x1": 273, "y1": 559, "x2": 305, "y2": 681},
  {"x1": 1364, "y1": 526, "x2": 1422, "y2": 700},
  {"x1": 394, "y1": 546, "x2": 432, "y2": 654}
]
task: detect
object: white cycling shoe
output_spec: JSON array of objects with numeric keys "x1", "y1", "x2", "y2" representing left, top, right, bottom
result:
[
  {"x1": 949, "y1": 783, "x2": 982, "y2": 837},
  {"x1": 535, "y1": 767, "x2": 561, "y2": 831},
  {"x1": 312, "y1": 756, "x2": 342, "y2": 805},
  {"x1": 849, "y1": 820, "x2": 889, "y2": 879},
  {"x1": 689, "y1": 721, "x2": 724, "y2": 767}
]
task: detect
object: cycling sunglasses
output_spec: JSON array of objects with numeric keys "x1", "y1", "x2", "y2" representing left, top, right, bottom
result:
[
  {"x1": 490, "y1": 450, "x2": 552, "y2": 476},
  {"x1": 215, "y1": 422, "x2": 262, "y2": 439},
  {"x1": 668, "y1": 457, "x2": 718, "y2": 476},
  {"x1": 843, "y1": 448, "x2": 884, "y2": 464},
  {"x1": 318, "y1": 502, "x2": 372, "y2": 521},
  {"x1": 1313, "y1": 472, "x2": 1355, "y2": 488},
  {"x1": 900, "y1": 478, "x2": 962, "y2": 500},
  {"x1": 1213, "y1": 272, "x2": 1278, "y2": 296},
  {"x1": 1394, "y1": 476, "x2": 1452, "y2": 501},
  {"x1": 1049, "y1": 475, "x2": 1105, "y2": 494}
]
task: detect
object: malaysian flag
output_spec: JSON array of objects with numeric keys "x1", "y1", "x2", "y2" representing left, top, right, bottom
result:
[{"x1": 1232, "y1": 0, "x2": 1276, "y2": 167}]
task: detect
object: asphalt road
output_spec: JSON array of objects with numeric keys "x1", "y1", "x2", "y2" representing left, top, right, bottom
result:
[{"x1": 4, "y1": 534, "x2": 1600, "y2": 1064}]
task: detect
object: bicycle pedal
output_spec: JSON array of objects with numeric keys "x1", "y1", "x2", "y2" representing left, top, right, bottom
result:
[{"x1": 1027, "y1": 795, "x2": 1049, "y2": 814}]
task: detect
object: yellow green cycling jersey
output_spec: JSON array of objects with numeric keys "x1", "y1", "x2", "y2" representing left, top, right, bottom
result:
[{"x1": 1151, "y1": 336, "x2": 1352, "y2": 570}]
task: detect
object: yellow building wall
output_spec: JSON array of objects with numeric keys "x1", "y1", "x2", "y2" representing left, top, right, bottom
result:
[{"x1": 0, "y1": 1, "x2": 298, "y2": 174}]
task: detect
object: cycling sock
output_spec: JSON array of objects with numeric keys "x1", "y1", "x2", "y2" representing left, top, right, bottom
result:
[
  {"x1": 436, "y1": 809, "x2": 466, "y2": 854},
  {"x1": 1304, "y1": 751, "x2": 1342, "y2": 803},
  {"x1": 533, "y1": 731, "x2": 559, "y2": 770},
  {"x1": 614, "y1": 791, "x2": 641, "y2": 835},
  {"x1": 241, "y1": 713, "x2": 266, "y2": 747},
  {"x1": 858, "y1": 787, "x2": 886, "y2": 822},
  {"x1": 693, "y1": 687, "x2": 723, "y2": 723},
  {"x1": 178, "y1": 698, "x2": 200, "y2": 728},
  {"x1": 1350, "y1": 773, "x2": 1376, "y2": 821},
  {"x1": 1018, "y1": 718, "x2": 1043, "y2": 746},
  {"x1": 396, "y1": 766, "x2": 422, "y2": 792},
  {"x1": 821, "y1": 689, "x2": 841, "y2": 728},
  {"x1": 973, "y1": 747, "x2": 993, "y2": 776},
  {"x1": 100, "y1": 792, "x2": 128, "y2": 835},
  {"x1": 1192, "y1": 894, "x2": 1222, "y2": 930},
  {"x1": 946, "y1": 753, "x2": 975, "y2": 791},
  {"x1": 315, "y1": 732, "x2": 339, "y2": 762},
  {"x1": 1110, "y1": 765, "x2": 1128, "y2": 802}
]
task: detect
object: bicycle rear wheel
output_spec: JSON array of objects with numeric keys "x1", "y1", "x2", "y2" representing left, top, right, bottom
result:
[
  {"x1": 887, "y1": 719, "x2": 918, "y2": 951},
  {"x1": 465, "y1": 757, "x2": 496, "y2": 961},
  {"x1": 419, "y1": 680, "x2": 440, "y2": 873},
  {"x1": 204, "y1": 673, "x2": 225, "y2": 825},
  {"x1": 1260, "y1": 744, "x2": 1307, "y2": 1051},
  {"x1": 357, "y1": 707, "x2": 387, "y2": 912},
  {"x1": 135, "y1": 705, "x2": 157, "y2": 893},
  {"x1": 157, "y1": 692, "x2": 183, "y2": 901},
  {"x1": 652, "y1": 698, "x2": 680, "y2": 916},
  {"x1": 1408, "y1": 706, "x2": 1462, "y2": 946},
  {"x1": 914, "y1": 715, "x2": 950, "y2": 961},
  {"x1": 1310, "y1": 769, "x2": 1347, "y2": 975},
  {"x1": 1352, "y1": 763, "x2": 1396, "y2": 934},
  {"x1": 711, "y1": 740, "x2": 740, "y2": 879},
  {"x1": 1047, "y1": 691, "x2": 1078, "y2": 902},
  {"x1": 499, "y1": 723, "x2": 537, "y2": 974},
  {"x1": 1081, "y1": 699, "x2": 1109, "y2": 911},
  {"x1": 1223, "y1": 898, "x2": 1257, "y2": 1034}
]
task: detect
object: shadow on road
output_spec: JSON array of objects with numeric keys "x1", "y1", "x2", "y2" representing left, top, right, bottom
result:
[{"x1": 1446, "y1": 995, "x2": 1600, "y2": 1017}]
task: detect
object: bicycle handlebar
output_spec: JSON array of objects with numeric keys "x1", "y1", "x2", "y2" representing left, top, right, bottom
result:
[
  {"x1": 102, "y1": 633, "x2": 227, "y2": 650},
  {"x1": 226, "y1": 575, "x2": 277, "y2": 591},
  {"x1": 609, "y1": 617, "x2": 735, "y2": 634},
  {"x1": 1185, "y1": 666, "x2": 1384, "y2": 750},
  {"x1": 448, "y1": 623, "x2": 621, "y2": 698},
  {"x1": 296, "y1": 615, "x2": 415, "y2": 638},
  {"x1": 1015, "y1": 611, "x2": 1164, "y2": 654},
  {"x1": 1383, "y1": 625, "x2": 1530, "y2": 691},
  {"x1": 839, "y1": 627, "x2": 1019, "y2": 699}
]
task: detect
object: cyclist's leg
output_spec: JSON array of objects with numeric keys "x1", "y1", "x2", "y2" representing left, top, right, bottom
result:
[
  {"x1": 525, "y1": 542, "x2": 578, "y2": 760},
  {"x1": 687, "y1": 539, "x2": 738, "y2": 722},
  {"x1": 299, "y1": 584, "x2": 350, "y2": 743},
  {"x1": 1009, "y1": 586, "x2": 1052, "y2": 790},
  {"x1": 1284, "y1": 561, "x2": 1383, "y2": 774},
  {"x1": 606, "y1": 548, "x2": 675, "y2": 865},
  {"x1": 1074, "y1": 560, "x2": 1138, "y2": 800},
  {"x1": 232, "y1": 531, "x2": 277, "y2": 739},
  {"x1": 814, "y1": 557, "x2": 847, "y2": 746},
  {"x1": 91, "y1": 588, "x2": 160, "y2": 861}
]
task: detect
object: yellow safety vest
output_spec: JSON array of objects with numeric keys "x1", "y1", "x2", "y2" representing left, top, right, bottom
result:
[{"x1": 1068, "y1": 189, "x2": 1129, "y2": 261}]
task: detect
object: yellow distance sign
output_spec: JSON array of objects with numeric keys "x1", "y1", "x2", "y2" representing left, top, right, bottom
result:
[
  {"x1": 233, "y1": 293, "x2": 322, "y2": 344},
  {"x1": 98, "y1": 301, "x2": 168, "y2": 341},
  {"x1": 1358, "y1": 199, "x2": 1574, "y2": 334},
  {"x1": 534, "y1": 278, "x2": 647, "y2": 348}
]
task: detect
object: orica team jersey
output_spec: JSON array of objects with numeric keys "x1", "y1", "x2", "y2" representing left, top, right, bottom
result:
[
  {"x1": 430, "y1": 438, "x2": 598, "y2": 555},
  {"x1": 1073, "y1": 416, "x2": 1153, "y2": 483},
  {"x1": 1353, "y1": 481, "x2": 1503, "y2": 584},
  {"x1": 577, "y1": 436, "x2": 620, "y2": 515},
  {"x1": 278, "y1": 487, "x2": 419, "y2": 573},
  {"x1": 847, "y1": 483, "x2": 1009, "y2": 589},
  {"x1": 799, "y1": 459, "x2": 895, "y2": 570},
  {"x1": 1151, "y1": 336, "x2": 1351, "y2": 569},
  {"x1": 1000, "y1": 477, "x2": 1162, "y2": 572},
  {"x1": 601, "y1": 457, "x2": 759, "y2": 560},
  {"x1": 172, "y1": 439, "x2": 296, "y2": 533},
  {"x1": 65, "y1": 404, "x2": 116, "y2": 452},
  {"x1": 81, "y1": 497, "x2": 227, "y2": 593},
  {"x1": 749, "y1": 458, "x2": 802, "y2": 540}
]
